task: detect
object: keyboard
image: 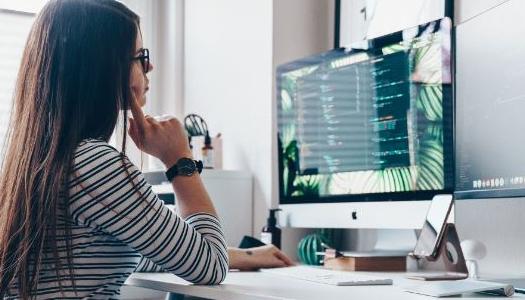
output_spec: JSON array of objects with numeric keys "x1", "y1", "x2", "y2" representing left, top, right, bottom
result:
[{"x1": 260, "y1": 266, "x2": 393, "y2": 286}]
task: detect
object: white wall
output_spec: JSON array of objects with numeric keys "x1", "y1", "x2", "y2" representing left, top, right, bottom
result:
[
  {"x1": 272, "y1": 0, "x2": 334, "y2": 65},
  {"x1": 184, "y1": 0, "x2": 274, "y2": 238}
]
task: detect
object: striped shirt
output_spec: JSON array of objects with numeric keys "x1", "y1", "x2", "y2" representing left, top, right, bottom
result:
[{"x1": 10, "y1": 139, "x2": 229, "y2": 299}]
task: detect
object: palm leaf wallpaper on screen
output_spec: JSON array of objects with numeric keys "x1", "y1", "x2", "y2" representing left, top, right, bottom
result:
[
  {"x1": 278, "y1": 28, "x2": 447, "y2": 201},
  {"x1": 412, "y1": 31, "x2": 445, "y2": 191}
]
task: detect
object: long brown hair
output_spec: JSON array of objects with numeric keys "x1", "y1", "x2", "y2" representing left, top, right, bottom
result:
[{"x1": 0, "y1": 0, "x2": 139, "y2": 297}]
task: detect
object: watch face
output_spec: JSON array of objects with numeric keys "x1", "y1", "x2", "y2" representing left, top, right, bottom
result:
[{"x1": 177, "y1": 158, "x2": 196, "y2": 176}]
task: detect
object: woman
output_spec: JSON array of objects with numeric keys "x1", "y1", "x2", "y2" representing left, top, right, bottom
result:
[{"x1": 0, "y1": 0, "x2": 291, "y2": 298}]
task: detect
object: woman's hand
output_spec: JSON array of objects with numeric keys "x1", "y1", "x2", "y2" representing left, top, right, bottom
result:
[
  {"x1": 128, "y1": 93, "x2": 192, "y2": 167},
  {"x1": 228, "y1": 245, "x2": 295, "y2": 271}
]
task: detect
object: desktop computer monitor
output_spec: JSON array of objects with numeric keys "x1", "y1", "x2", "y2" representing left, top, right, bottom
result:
[
  {"x1": 454, "y1": 0, "x2": 525, "y2": 276},
  {"x1": 275, "y1": 18, "x2": 453, "y2": 229}
]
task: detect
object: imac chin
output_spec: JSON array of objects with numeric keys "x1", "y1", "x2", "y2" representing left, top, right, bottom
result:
[{"x1": 279, "y1": 201, "x2": 430, "y2": 229}]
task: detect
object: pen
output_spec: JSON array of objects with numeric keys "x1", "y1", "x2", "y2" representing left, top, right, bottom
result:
[{"x1": 477, "y1": 286, "x2": 515, "y2": 297}]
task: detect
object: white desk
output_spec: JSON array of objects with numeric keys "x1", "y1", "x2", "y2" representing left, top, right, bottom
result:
[{"x1": 125, "y1": 271, "x2": 525, "y2": 300}]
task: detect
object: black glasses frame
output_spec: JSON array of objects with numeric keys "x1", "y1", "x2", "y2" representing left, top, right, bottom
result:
[{"x1": 133, "y1": 48, "x2": 150, "y2": 72}]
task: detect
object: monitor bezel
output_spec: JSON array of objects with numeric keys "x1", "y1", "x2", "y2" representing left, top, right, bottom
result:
[
  {"x1": 277, "y1": 17, "x2": 455, "y2": 205},
  {"x1": 455, "y1": 188, "x2": 525, "y2": 200}
]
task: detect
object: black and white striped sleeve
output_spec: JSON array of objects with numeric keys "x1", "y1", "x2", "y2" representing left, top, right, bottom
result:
[{"x1": 68, "y1": 141, "x2": 229, "y2": 284}]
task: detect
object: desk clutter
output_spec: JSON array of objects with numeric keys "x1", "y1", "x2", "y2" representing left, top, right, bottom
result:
[{"x1": 184, "y1": 113, "x2": 222, "y2": 169}]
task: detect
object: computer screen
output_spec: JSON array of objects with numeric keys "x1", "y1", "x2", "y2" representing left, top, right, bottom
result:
[
  {"x1": 277, "y1": 18, "x2": 453, "y2": 205},
  {"x1": 455, "y1": 7, "x2": 525, "y2": 199}
]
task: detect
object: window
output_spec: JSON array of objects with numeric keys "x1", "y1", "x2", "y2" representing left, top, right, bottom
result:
[{"x1": 0, "y1": 8, "x2": 36, "y2": 158}]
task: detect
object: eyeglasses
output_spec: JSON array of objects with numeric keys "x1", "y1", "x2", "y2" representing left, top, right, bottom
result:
[{"x1": 132, "y1": 48, "x2": 150, "y2": 73}]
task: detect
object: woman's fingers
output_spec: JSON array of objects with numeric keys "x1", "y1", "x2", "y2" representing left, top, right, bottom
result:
[
  {"x1": 129, "y1": 92, "x2": 147, "y2": 131},
  {"x1": 126, "y1": 97, "x2": 190, "y2": 164},
  {"x1": 273, "y1": 249, "x2": 295, "y2": 266},
  {"x1": 154, "y1": 114, "x2": 173, "y2": 122},
  {"x1": 270, "y1": 258, "x2": 288, "y2": 268},
  {"x1": 128, "y1": 117, "x2": 142, "y2": 147}
]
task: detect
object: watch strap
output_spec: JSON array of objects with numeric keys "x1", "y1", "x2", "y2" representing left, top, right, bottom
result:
[
  {"x1": 165, "y1": 159, "x2": 203, "y2": 182},
  {"x1": 195, "y1": 160, "x2": 203, "y2": 174},
  {"x1": 165, "y1": 163, "x2": 179, "y2": 182}
]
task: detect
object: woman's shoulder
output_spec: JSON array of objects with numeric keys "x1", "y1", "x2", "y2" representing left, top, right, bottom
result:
[
  {"x1": 73, "y1": 138, "x2": 125, "y2": 166},
  {"x1": 76, "y1": 138, "x2": 119, "y2": 153},
  {"x1": 70, "y1": 138, "x2": 138, "y2": 186}
]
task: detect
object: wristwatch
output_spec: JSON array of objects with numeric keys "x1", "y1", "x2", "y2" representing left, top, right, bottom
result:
[{"x1": 165, "y1": 158, "x2": 203, "y2": 181}]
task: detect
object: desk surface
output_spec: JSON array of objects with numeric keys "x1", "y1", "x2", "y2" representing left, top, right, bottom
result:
[{"x1": 126, "y1": 271, "x2": 525, "y2": 300}]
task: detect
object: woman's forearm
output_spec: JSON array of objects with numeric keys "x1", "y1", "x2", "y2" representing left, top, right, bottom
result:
[
  {"x1": 170, "y1": 173, "x2": 218, "y2": 219},
  {"x1": 228, "y1": 247, "x2": 251, "y2": 270}
]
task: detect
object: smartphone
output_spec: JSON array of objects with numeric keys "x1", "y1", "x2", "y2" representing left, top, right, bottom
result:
[{"x1": 412, "y1": 194, "x2": 454, "y2": 258}]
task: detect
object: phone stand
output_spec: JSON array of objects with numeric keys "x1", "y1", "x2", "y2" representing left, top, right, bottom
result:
[{"x1": 408, "y1": 223, "x2": 469, "y2": 280}]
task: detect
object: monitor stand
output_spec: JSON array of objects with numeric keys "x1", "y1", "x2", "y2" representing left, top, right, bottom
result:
[
  {"x1": 346, "y1": 228, "x2": 417, "y2": 255},
  {"x1": 373, "y1": 228, "x2": 417, "y2": 254}
]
